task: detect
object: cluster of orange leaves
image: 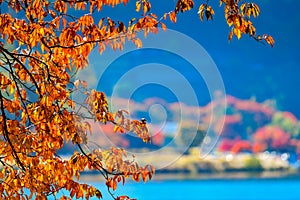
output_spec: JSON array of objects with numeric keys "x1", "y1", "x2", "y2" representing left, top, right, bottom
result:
[
  {"x1": 0, "y1": 0, "x2": 273, "y2": 199},
  {"x1": 198, "y1": 0, "x2": 274, "y2": 47}
]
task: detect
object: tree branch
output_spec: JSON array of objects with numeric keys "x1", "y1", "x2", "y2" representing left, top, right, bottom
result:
[
  {"x1": 0, "y1": 46, "x2": 42, "y2": 98},
  {"x1": 0, "y1": 90, "x2": 26, "y2": 172}
]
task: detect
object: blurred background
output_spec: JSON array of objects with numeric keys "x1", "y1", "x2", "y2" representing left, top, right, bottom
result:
[{"x1": 64, "y1": 0, "x2": 300, "y2": 199}]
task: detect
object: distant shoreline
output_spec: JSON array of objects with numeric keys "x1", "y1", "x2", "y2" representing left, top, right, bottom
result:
[
  {"x1": 77, "y1": 150, "x2": 300, "y2": 182},
  {"x1": 153, "y1": 170, "x2": 300, "y2": 180},
  {"x1": 80, "y1": 170, "x2": 300, "y2": 183}
]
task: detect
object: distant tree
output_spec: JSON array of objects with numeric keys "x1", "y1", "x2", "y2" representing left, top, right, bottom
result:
[
  {"x1": 271, "y1": 112, "x2": 300, "y2": 138},
  {"x1": 253, "y1": 126, "x2": 291, "y2": 152},
  {"x1": 0, "y1": 0, "x2": 273, "y2": 199},
  {"x1": 220, "y1": 96, "x2": 275, "y2": 140}
]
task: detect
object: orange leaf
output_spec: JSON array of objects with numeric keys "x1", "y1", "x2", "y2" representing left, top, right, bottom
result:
[
  {"x1": 62, "y1": 18, "x2": 67, "y2": 28},
  {"x1": 161, "y1": 22, "x2": 166, "y2": 32},
  {"x1": 169, "y1": 11, "x2": 177, "y2": 23},
  {"x1": 70, "y1": 189, "x2": 75, "y2": 198},
  {"x1": 263, "y1": 34, "x2": 275, "y2": 47},
  {"x1": 133, "y1": 38, "x2": 142, "y2": 48},
  {"x1": 228, "y1": 29, "x2": 233, "y2": 42}
]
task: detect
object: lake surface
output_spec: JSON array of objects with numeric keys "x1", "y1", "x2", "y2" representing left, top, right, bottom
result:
[
  {"x1": 48, "y1": 177, "x2": 300, "y2": 199},
  {"x1": 87, "y1": 178, "x2": 300, "y2": 200}
]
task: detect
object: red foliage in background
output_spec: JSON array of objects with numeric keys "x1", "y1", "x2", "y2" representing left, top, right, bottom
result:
[
  {"x1": 151, "y1": 131, "x2": 165, "y2": 146},
  {"x1": 218, "y1": 96, "x2": 275, "y2": 140},
  {"x1": 252, "y1": 142, "x2": 267, "y2": 153},
  {"x1": 218, "y1": 139, "x2": 252, "y2": 153},
  {"x1": 97, "y1": 124, "x2": 130, "y2": 148},
  {"x1": 90, "y1": 123, "x2": 165, "y2": 148},
  {"x1": 218, "y1": 139, "x2": 235, "y2": 152},
  {"x1": 227, "y1": 96, "x2": 274, "y2": 116},
  {"x1": 253, "y1": 126, "x2": 290, "y2": 151},
  {"x1": 231, "y1": 140, "x2": 252, "y2": 153}
]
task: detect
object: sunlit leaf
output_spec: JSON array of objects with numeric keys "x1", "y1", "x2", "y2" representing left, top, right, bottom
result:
[
  {"x1": 136, "y1": 1, "x2": 141, "y2": 12},
  {"x1": 263, "y1": 34, "x2": 275, "y2": 47},
  {"x1": 161, "y1": 22, "x2": 167, "y2": 32},
  {"x1": 169, "y1": 11, "x2": 177, "y2": 23}
]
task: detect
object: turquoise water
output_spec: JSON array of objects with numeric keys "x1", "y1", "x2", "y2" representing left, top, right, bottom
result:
[
  {"x1": 88, "y1": 178, "x2": 300, "y2": 200},
  {"x1": 49, "y1": 178, "x2": 300, "y2": 199}
]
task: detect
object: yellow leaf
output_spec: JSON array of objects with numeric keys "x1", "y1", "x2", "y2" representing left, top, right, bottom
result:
[
  {"x1": 41, "y1": 43, "x2": 45, "y2": 53},
  {"x1": 240, "y1": 3, "x2": 246, "y2": 15},
  {"x1": 98, "y1": 18, "x2": 103, "y2": 27},
  {"x1": 252, "y1": 3, "x2": 260, "y2": 18},
  {"x1": 163, "y1": 13, "x2": 167, "y2": 20},
  {"x1": 143, "y1": 4, "x2": 147, "y2": 15},
  {"x1": 113, "y1": 125, "x2": 119, "y2": 133},
  {"x1": 219, "y1": 0, "x2": 223, "y2": 7},
  {"x1": 234, "y1": 28, "x2": 242, "y2": 40},
  {"x1": 8, "y1": 84, "x2": 15, "y2": 94},
  {"x1": 39, "y1": 28, "x2": 44, "y2": 35},
  {"x1": 198, "y1": 4, "x2": 205, "y2": 21},
  {"x1": 21, "y1": 111, "x2": 26, "y2": 121},
  {"x1": 135, "y1": 1, "x2": 141, "y2": 12}
]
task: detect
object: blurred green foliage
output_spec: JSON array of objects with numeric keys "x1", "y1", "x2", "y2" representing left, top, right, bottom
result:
[
  {"x1": 271, "y1": 112, "x2": 300, "y2": 138},
  {"x1": 244, "y1": 157, "x2": 263, "y2": 171}
]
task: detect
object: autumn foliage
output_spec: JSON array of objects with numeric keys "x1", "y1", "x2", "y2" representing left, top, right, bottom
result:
[
  {"x1": 215, "y1": 96, "x2": 300, "y2": 156},
  {"x1": 0, "y1": 0, "x2": 272, "y2": 199}
]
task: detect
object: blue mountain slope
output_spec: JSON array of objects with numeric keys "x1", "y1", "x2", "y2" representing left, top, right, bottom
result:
[{"x1": 86, "y1": 1, "x2": 300, "y2": 116}]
